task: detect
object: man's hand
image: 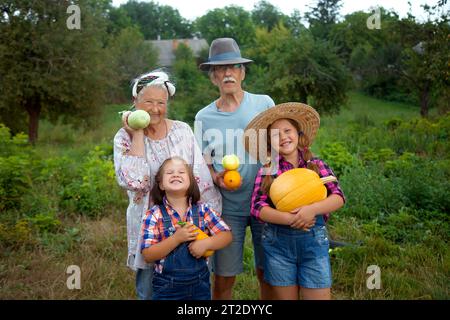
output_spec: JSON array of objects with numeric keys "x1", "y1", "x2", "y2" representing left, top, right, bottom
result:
[{"x1": 214, "y1": 170, "x2": 243, "y2": 191}]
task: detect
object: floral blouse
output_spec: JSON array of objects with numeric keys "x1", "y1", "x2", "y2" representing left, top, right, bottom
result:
[{"x1": 113, "y1": 120, "x2": 222, "y2": 270}]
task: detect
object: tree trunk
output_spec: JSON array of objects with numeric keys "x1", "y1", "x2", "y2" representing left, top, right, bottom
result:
[
  {"x1": 420, "y1": 83, "x2": 430, "y2": 117},
  {"x1": 25, "y1": 99, "x2": 41, "y2": 144}
]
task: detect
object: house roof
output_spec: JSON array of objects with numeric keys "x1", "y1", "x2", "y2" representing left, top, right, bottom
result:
[{"x1": 148, "y1": 38, "x2": 209, "y2": 67}]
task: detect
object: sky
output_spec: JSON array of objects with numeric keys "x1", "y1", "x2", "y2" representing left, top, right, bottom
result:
[{"x1": 111, "y1": 0, "x2": 445, "y2": 21}]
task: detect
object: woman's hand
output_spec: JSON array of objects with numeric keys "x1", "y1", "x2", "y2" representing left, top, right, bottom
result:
[
  {"x1": 173, "y1": 224, "x2": 197, "y2": 244},
  {"x1": 290, "y1": 205, "x2": 317, "y2": 231},
  {"x1": 188, "y1": 238, "x2": 212, "y2": 259},
  {"x1": 122, "y1": 111, "x2": 144, "y2": 138}
]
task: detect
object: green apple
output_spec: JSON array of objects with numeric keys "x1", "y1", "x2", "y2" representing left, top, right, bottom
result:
[
  {"x1": 127, "y1": 110, "x2": 151, "y2": 129},
  {"x1": 222, "y1": 154, "x2": 240, "y2": 171}
]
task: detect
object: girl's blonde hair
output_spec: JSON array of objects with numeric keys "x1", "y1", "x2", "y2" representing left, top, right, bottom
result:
[{"x1": 261, "y1": 118, "x2": 319, "y2": 194}]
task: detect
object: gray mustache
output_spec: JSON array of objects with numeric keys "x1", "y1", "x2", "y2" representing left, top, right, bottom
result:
[{"x1": 223, "y1": 77, "x2": 236, "y2": 83}]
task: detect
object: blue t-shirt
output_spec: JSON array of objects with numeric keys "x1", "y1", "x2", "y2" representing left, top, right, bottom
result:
[{"x1": 194, "y1": 91, "x2": 275, "y2": 216}]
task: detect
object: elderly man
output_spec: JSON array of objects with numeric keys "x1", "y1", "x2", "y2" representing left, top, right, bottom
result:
[{"x1": 194, "y1": 38, "x2": 275, "y2": 300}]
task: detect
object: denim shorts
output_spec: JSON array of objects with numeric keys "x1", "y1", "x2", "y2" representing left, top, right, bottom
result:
[
  {"x1": 262, "y1": 218, "x2": 332, "y2": 288},
  {"x1": 211, "y1": 214, "x2": 265, "y2": 276}
]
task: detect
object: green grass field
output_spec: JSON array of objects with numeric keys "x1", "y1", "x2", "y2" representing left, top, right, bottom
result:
[{"x1": 1, "y1": 91, "x2": 448, "y2": 300}]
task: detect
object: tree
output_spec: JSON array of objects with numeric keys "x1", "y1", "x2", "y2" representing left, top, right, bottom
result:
[
  {"x1": 0, "y1": 0, "x2": 112, "y2": 143},
  {"x1": 285, "y1": 9, "x2": 307, "y2": 36},
  {"x1": 158, "y1": 5, "x2": 192, "y2": 39},
  {"x1": 170, "y1": 43, "x2": 216, "y2": 125},
  {"x1": 246, "y1": 25, "x2": 350, "y2": 114},
  {"x1": 305, "y1": 0, "x2": 343, "y2": 39},
  {"x1": 107, "y1": 6, "x2": 135, "y2": 36},
  {"x1": 251, "y1": 1, "x2": 287, "y2": 31},
  {"x1": 120, "y1": 0, "x2": 192, "y2": 40},
  {"x1": 397, "y1": 16, "x2": 450, "y2": 116},
  {"x1": 194, "y1": 6, "x2": 255, "y2": 46},
  {"x1": 107, "y1": 26, "x2": 159, "y2": 102},
  {"x1": 330, "y1": 9, "x2": 416, "y2": 103}
]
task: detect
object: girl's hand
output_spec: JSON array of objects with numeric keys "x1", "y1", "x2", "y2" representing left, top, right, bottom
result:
[
  {"x1": 173, "y1": 224, "x2": 197, "y2": 244},
  {"x1": 290, "y1": 206, "x2": 317, "y2": 231},
  {"x1": 188, "y1": 238, "x2": 211, "y2": 259}
]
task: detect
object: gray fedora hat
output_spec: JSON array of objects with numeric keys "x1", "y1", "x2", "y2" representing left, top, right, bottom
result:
[{"x1": 199, "y1": 38, "x2": 253, "y2": 71}]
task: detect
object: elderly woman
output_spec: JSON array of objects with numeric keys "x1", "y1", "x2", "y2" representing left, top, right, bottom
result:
[{"x1": 113, "y1": 70, "x2": 222, "y2": 300}]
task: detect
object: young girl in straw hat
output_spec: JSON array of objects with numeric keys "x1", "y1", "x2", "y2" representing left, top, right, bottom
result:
[{"x1": 245, "y1": 102, "x2": 345, "y2": 300}]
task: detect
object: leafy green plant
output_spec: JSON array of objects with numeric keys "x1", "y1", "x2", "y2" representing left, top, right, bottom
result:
[
  {"x1": 319, "y1": 142, "x2": 361, "y2": 176},
  {"x1": 0, "y1": 219, "x2": 36, "y2": 248},
  {"x1": 38, "y1": 227, "x2": 81, "y2": 256},
  {"x1": 60, "y1": 146, "x2": 124, "y2": 217},
  {"x1": 361, "y1": 148, "x2": 396, "y2": 164},
  {"x1": 27, "y1": 213, "x2": 62, "y2": 234}
]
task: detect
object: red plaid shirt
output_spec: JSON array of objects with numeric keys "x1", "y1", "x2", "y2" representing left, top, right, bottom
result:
[
  {"x1": 251, "y1": 151, "x2": 345, "y2": 222},
  {"x1": 140, "y1": 197, "x2": 231, "y2": 273}
]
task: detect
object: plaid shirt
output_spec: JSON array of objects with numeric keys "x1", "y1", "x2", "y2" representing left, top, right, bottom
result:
[
  {"x1": 140, "y1": 197, "x2": 231, "y2": 273},
  {"x1": 251, "y1": 151, "x2": 345, "y2": 222}
]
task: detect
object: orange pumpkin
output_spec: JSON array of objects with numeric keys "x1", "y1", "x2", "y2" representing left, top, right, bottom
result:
[{"x1": 269, "y1": 168, "x2": 337, "y2": 212}]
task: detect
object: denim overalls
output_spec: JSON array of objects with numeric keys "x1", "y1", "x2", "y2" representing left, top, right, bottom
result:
[{"x1": 152, "y1": 204, "x2": 211, "y2": 300}]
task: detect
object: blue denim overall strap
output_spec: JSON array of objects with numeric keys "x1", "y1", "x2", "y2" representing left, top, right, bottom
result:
[{"x1": 157, "y1": 204, "x2": 208, "y2": 277}]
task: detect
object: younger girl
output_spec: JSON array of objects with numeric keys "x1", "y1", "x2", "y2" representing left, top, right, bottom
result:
[
  {"x1": 140, "y1": 156, "x2": 232, "y2": 300},
  {"x1": 245, "y1": 102, "x2": 345, "y2": 300}
]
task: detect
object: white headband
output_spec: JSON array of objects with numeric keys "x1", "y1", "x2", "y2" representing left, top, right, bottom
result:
[{"x1": 132, "y1": 71, "x2": 176, "y2": 98}]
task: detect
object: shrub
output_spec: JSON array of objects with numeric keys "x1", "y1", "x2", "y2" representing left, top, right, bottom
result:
[
  {"x1": 338, "y1": 165, "x2": 407, "y2": 220},
  {"x1": 385, "y1": 157, "x2": 450, "y2": 213},
  {"x1": 361, "y1": 148, "x2": 396, "y2": 164},
  {"x1": 0, "y1": 219, "x2": 36, "y2": 248},
  {"x1": 38, "y1": 227, "x2": 81, "y2": 256},
  {"x1": 384, "y1": 118, "x2": 403, "y2": 131},
  {"x1": 0, "y1": 123, "x2": 29, "y2": 157},
  {"x1": 60, "y1": 146, "x2": 124, "y2": 217},
  {"x1": 0, "y1": 155, "x2": 33, "y2": 211},
  {"x1": 27, "y1": 213, "x2": 62, "y2": 234},
  {"x1": 389, "y1": 114, "x2": 450, "y2": 157},
  {"x1": 319, "y1": 142, "x2": 361, "y2": 177}
]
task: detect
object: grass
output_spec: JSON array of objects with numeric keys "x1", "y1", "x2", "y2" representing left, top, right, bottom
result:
[
  {"x1": 36, "y1": 104, "x2": 126, "y2": 158},
  {"x1": 1, "y1": 91, "x2": 448, "y2": 300},
  {"x1": 0, "y1": 210, "x2": 135, "y2": 299},
  {"x1": 314, "y1": 91, "x2": 419, "y2": 152}
]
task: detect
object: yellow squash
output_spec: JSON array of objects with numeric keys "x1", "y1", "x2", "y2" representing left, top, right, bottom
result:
[
  {"x1": 178, "y1": 221, "x2": 214, "y2": 257},
  {"x1": 269, "y1": 168, "x2": 337, "y2": 212}
]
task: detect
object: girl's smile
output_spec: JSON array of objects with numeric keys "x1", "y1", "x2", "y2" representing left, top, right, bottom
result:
[
  {"x1": 270, "y1": 119, "x2": 299, "y2": 156},
  {"x1": 160, "y1": 159, "x2": 190, "y2": 193}
]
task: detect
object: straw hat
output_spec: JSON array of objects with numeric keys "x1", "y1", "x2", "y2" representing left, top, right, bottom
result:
[{"x1": 243, "y1": 102, "x2": 320, "y2": 161}]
